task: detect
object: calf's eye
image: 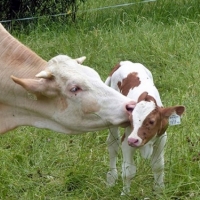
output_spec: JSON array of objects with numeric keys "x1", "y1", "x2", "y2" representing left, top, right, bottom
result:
[{"x1": 149, "y1": 120, "x2": 155, "y2": 125}]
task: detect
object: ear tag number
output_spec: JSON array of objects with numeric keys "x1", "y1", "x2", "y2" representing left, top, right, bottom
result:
[{"x1": 169, "y1": 114, "x2": 181, "y2": 126}]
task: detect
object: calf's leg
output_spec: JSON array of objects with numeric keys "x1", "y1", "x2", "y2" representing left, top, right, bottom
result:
[
  {"x1": 150, "y1": 133, "x2": 167, "y2": 192},
  {"x1": 121, "y1": 127, "x2": 136, "y2": 195}
]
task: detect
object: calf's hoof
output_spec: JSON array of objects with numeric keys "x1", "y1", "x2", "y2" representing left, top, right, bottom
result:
[{"x1": 106, "y1": 170, "x2": 118, "y2": 187}]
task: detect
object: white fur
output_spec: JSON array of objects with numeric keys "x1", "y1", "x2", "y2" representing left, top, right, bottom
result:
[{"x1": 106, "y1": 61, "x2": 166, "y2": 195}]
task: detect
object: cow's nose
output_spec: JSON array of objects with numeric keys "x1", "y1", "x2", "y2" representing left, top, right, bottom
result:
[
  {"x1": 126, "y1": 101, "x2": 136, "y2": 114},
  {"x1": 128, "y1": 138, "x2": 139, "y2": 147}
]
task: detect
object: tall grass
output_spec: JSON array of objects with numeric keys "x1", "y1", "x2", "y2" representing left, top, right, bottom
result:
[{"x1": 0, "y1": 0, "x2": 200, "y2": 199}]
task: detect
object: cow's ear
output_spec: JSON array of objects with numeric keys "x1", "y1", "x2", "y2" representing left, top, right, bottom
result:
[
  {"x1": 75, "y1": 56, "x2": 86, "y2": 64},
  {"x1": 11, "y1": 75, "x2": 59, "y2": 98},
  {"x1": 35, "y1": 70, "x2": 52, "y2": 78},
  {"x1": 160, "y1": 106, "x2": 185, "y2": 118}
]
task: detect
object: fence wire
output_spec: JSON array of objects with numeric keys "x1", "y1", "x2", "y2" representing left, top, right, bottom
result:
[{"x1": 0, "y1": 0, "x2": 156, "y2": 23}]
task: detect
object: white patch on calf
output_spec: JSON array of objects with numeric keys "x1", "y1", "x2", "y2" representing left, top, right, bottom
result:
[
  {"x1": 128, "y1": 100, "x2": 156, "y2": 146},
  {"x1": 139, "y1": 138, "x2": 156, "y2": 159}
]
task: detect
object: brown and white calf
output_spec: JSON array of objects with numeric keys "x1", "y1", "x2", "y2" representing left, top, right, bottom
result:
[
  {"x1": 105, "y1": 61, "x2": 185, "y2": 195},
  {"x1": 0, "y1": 23, "x2": 136, "y2": 135}
]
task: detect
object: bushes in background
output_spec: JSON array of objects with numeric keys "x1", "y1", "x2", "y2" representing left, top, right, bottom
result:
[{"x1": 0, "y1": 0, "x2": 86, "y2": 22}]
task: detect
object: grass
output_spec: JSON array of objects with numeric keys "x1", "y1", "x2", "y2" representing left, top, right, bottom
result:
[{"x1": 1, "y1": 0, "x2": 200, "y2": 199}]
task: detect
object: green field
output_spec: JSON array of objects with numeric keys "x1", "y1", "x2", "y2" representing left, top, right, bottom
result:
[{"x1": 0, "y1": 0, "x2": 200, "y2": 199}]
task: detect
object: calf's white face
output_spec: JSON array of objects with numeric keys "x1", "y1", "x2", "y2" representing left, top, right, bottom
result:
[
  {"x1": 12, "y1": 55, "x2": 135, "y2": 133},
  {"x1": 128, "y1": 92, "x2": 185, "y2": 147}
]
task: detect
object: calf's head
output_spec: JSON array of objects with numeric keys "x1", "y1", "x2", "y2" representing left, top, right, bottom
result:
[
  {"x1": 11, "y1": 55, "x2": 135, "y2": 133},
  {"x1": 127, "y1": 92, "x2": 185, "y2": 147}
]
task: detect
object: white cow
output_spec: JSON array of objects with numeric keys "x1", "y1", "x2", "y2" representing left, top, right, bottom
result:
[
  {"x1": 0, "y1": 23, "x2": 136, "y2": 135},
  {"x1": 105, "y1": 61, "x2": 185, "y2": 195}
]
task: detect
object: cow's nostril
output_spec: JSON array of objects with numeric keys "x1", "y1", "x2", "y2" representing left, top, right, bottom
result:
[{"x1": 126, "y1": 103, "x2": 135, "y2": 113}]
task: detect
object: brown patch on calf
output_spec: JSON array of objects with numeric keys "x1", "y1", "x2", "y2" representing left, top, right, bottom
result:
[
  {"x1": 157, "y1": 117, "x2": 168, "y2": 136},
  {"x1": 118, "y1": 72, "x2": 140, "y2": 96}
]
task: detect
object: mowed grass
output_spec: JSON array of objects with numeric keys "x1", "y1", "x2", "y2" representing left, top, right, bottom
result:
[{"x1": 0, "y1": 0, "x2": 200, "y2": 199}]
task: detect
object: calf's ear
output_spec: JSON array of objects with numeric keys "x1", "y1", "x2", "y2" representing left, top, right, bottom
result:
[
  {"x1": 137, "y1": 91, "x2": 157, "y2": 104},
  {"x1": 157, "y1": 105, "x2": 185, "y2": 136},
  {"x1": 11, "y1": 75, "x2": 59, "y2": 98},
  {"x1": 161, "y1": 105, "x2": 185, "y2": 118},
  {"x1": 138, "y1": 92, "x2": 148, "y2": 102}
]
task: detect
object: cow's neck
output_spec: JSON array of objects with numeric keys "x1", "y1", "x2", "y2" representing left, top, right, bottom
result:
[
  {"x1": 0, "y1": 24, "x2": 54, "y2": 133},
  {"x1": 0, "y1": 24, "x2": 46, "y2": 79}
]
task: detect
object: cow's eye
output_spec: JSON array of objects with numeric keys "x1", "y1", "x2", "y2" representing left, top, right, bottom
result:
[{"x1": 70, "y1": 86, "x2": 80, "y2": 93}]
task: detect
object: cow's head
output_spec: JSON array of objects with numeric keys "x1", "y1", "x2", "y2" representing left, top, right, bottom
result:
[
  {"x1": 127, "y1": 92, "x2": 185, "y2": 147},
  {"x1": 11, "y1": 55, "x2": 136, "y2": 133}
]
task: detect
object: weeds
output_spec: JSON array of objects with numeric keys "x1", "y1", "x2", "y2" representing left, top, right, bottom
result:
[{"x1": 0, "y1": 0, "x2": 199, "y2": 199}]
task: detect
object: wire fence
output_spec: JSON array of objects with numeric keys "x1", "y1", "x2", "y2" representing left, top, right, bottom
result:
[{"x1": 0, "y1": 0, "x2": 156, "y2": 23}]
